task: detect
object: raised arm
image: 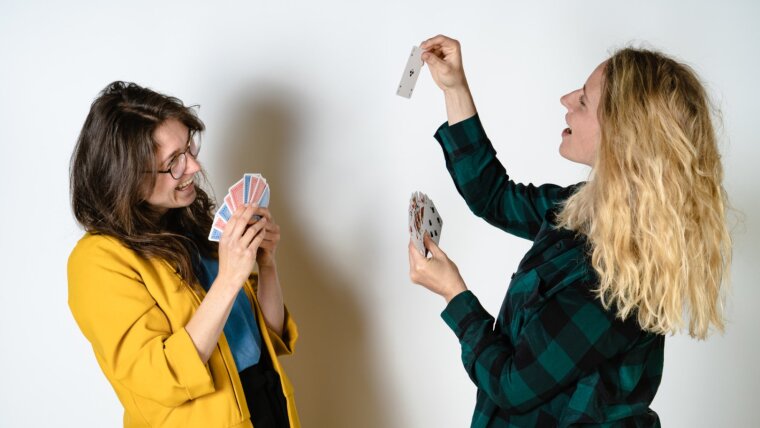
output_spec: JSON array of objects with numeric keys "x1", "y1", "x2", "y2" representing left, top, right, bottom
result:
[{"x1": 422, "y1": 35, "x2": 574, "y2": 240}]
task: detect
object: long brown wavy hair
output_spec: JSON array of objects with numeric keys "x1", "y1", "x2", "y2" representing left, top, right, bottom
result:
[
  {"x1": 70, "y1": 81, "x2": 217, "y2": 288},
  {"x1": 557, "y1": 48, "x2": 732, "y2": 339}
]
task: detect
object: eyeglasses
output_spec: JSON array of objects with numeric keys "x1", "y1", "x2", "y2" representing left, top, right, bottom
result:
[{"x1": 155, "y1": 133, "x2": 202, "y2": 180}]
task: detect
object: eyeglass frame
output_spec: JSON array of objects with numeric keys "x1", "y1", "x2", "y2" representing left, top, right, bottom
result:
[{"x1": 152, "y1": 131, "x2": 202, "y2": 180}]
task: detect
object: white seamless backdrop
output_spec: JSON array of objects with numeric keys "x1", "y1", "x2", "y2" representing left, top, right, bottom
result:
[{"x1": 1, "y1": 1, "x2": 758, "y2": 427}]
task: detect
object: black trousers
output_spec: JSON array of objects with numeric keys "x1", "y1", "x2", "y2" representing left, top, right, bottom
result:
[{"x1": 238, "y1": 350, "x2": 290, "y2": 428}]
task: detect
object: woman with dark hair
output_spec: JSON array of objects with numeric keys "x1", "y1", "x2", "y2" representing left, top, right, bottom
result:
[
  {"x1": 68, "y1": 81, "x2": 299, "y2": 428},
  {"x1": 409, "y1": 35, "x2": 731, "y2": 426}
]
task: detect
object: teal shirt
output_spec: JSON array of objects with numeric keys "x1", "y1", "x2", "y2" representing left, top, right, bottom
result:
[
  {"x1": 435, "y1": 115, "x2": 664, "y2": 427},
  {"x1": 195, "y1": 256, "x2": 262, "y2": 372}
]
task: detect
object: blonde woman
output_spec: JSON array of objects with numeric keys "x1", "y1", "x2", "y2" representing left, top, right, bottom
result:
[{"x1": 408, "y1": 35, "x2": 731, "y2": 427}]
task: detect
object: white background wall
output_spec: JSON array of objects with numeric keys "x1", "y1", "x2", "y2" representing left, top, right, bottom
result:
[{"x1": 1, "y1": 1, "x2": 758, "y2": 426}]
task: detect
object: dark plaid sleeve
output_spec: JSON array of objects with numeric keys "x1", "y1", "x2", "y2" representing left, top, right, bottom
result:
[
  {"x1": 441, "y1": 285, "x2": 641, "y2": 414},
  {"x1": 434, "y1": 115, "x2": 575, "y2": 241}
]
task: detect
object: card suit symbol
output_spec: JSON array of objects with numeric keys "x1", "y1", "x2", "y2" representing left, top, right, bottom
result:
[{"x1": 409, "y1": 70, "x2": 415, "y2": 77}]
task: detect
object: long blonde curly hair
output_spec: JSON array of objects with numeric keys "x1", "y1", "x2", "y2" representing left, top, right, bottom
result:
[{"x1": 556, "y1": 48, "x2": 732, "y2": 339}]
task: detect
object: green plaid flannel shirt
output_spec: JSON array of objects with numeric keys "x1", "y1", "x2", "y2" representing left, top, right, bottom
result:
[{"x1": 435, "y1": 115, "x2": 664, "y2": 427}]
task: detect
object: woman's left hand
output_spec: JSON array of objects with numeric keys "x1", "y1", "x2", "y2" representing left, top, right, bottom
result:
[
  {"x1": 409, "y1": 234, "x2": 468, "y2": 303},
  {"x1": 249, "y1": 207, "x2": 280, "y2": 268}
]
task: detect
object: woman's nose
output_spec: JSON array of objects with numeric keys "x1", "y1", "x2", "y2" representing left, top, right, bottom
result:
[{"x1": 186, "y1": 152, "x2": 201, "y2": 174}]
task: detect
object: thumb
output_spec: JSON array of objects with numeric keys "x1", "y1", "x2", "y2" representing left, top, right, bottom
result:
[
  {"x1": 409, "y1": 239, "x2": 424, "y2": 262},
  {"x1": 423, "y1": 233, "x2": 445, "y2": 258}
]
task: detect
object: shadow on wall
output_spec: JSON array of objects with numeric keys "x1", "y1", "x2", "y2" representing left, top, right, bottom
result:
[{"x1": 217, "y1": 85, "x2": 395, "y2": 428}]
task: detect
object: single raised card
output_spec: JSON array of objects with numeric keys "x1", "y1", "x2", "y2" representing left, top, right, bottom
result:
[{"x1": 396, "y1": 46, "x2": 424, "y2": 99}]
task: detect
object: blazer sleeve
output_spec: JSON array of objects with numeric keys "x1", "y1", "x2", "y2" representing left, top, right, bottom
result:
[
  {"x1": 67, "y1": 237, "x2": 216, "y2": 408},
  {"x1": 267, "y1": 306, "x2": 298, "y2": 356},
  {"x1": 434, "y1": 114, "x2": 579, "y2": 241}
]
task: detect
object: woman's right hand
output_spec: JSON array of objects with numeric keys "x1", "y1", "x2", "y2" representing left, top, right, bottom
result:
[
  {"x1": 217, "y1": 202, "x2": 268, "y2": 287},
  {"x1": 421, "y1": 34, "x2": 477, "y2": 125},
  {"x1": 420, "y1": 35, "x2": 469, "y2": 92}
]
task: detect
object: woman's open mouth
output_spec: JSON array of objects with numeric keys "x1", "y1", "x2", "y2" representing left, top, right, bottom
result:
[{"x1": 176, "y1": 178, "x2": 194, "y2": 191}]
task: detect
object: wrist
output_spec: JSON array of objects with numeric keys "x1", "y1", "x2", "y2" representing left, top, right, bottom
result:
[
  {"x1": 258, "y1": 260, "x2": 278, "y2": 271},
  {"x1": 443, "y1": 84, "x2": 477, "y2": 125},
  {"x1": 443, "y1": 282, "x2": 468, "y2": 303},
  {"x1": 442, "y1": 81, "x2": 470, "y2": 97},
  {"x1": 210, "y1": 274, "x2": 244, "y2": 296}
]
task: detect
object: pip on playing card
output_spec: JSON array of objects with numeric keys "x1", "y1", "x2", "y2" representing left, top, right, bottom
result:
[
  {"x1": 208, "y1": 173, "x2": 271, "y2": 242},
  {"x1": 408, "y1": 191, "x2": 443, "y2": 256}
]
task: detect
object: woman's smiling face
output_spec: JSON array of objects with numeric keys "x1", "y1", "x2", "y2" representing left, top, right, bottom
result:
[{"x1": 144, "y1": 118, "x2": 201, "y2": 213}]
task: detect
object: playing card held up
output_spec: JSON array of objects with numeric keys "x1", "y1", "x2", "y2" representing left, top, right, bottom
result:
[{"x1": 397, "y1": 46, "x2": 424, "y2": 98}]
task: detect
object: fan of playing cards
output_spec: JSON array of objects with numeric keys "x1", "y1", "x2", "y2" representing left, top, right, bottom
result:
[
  {"x1": 208, "y1": 173, "x2": 270, "y2": 242},
  {"x1": 409, "y1": 191, "x2": 443, "y2": 255}
]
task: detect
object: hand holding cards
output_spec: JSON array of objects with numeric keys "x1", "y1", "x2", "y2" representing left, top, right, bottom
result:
[
  {"x1": 408, "y1": 191, "x2": 443, "y2": 255},
  {"x1": 208, "y1": 173, "x2": 271, "y2": 242}
]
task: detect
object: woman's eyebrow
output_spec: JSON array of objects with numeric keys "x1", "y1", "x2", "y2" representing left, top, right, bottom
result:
[
  {"x1": 162, "y1": 149, "x2": 180, "y2": 164},
  {"x1": 162, "y1": 133, "x2": 192, "y2": 164}
]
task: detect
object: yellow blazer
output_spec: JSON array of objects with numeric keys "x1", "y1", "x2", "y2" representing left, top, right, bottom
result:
[{"x1": 68, "y1": 233, "x2": 300, "y2": 428}]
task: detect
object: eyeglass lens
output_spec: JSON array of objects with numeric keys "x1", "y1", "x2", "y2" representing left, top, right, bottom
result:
[{"x1": 169, "y1": 136, "x2": 200, "y2": 179}]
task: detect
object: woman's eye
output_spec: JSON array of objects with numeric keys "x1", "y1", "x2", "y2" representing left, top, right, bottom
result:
[{"x1": 165, "y1": 157, "x2": 176, "y2": 170}]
